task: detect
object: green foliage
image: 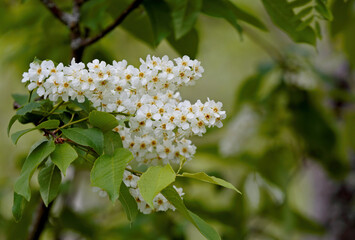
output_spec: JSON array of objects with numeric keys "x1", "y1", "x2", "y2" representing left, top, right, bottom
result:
[
  {"x1": 90, "y1": 148, "x2": 133, "y2": 202},
  {"x1": 12, "y1": 93, "x2": 29, "y2": 106},
  {"x1": 89, "y1": 110, "x2": 118, "y2": 132},
  {"x1": 16, "y1": 102, "x2": 42, "y2": 115},
  {"x1": 138, "y1": 164, "x2": 176, "y2": 208},
  {"x1": 143, "y1": 0, "x2": 172, "y2": 46},
  {"x1": 179, "y1": 172, "x2": 241, "y2": 194},
  {"x1": 261, "y1": 0, "x2": 332, "y2": 45},
  {"x1": 50, "y1": 143, "x2": 78, "y2": 176},
  {"x1": 167, "y1": 28, "x2": 199, "y2": 59},
  {"x1": 229, "y1": 4, "x2": 267, "y2": 31},
  {"x1": 11, "y1": 129, "x2": 34, "y2": 145},
  {"x1": 119, "y1": 183, "x2": 138, "y2": 222},
  {"x1": 103, "y1": 131, "x2": 123, "y2": 156},
  {"x1": 61, "y1": 128, "x2": 104, "y2": 155},
  {"x1": 162, "y1": 186, "x2": 220, "y2": 240},
  {"x1": 38, "y1": 161, "x2": 62, "y2": 206},
  {"x1": 11, "y1": 119, "x2": 60, "y2": 144},
  {"x1": 202, "y1": 0, "x2": 242, "y2": 35},
  {"x1": 331, "y1": 0, "x2": 355, "y2": 67},
  {"x1": 118, "y1": 2, "x2": 156, "y2": 48},
  {"x1": 14, "y1": 140, "x2": 55, "y2": 201},
  {"x1": 12, "y1": 193, "x2": 26, "y2": 222},
  {"x1": 166, "y1": 0, "x2": 202, "y2": 39},
  {"x1": 7, "y1": 115, "x2": 20, "y2": 136}
]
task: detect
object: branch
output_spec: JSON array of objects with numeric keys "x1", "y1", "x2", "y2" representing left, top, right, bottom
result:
[
  {"x1": 40, "y1": 0, "x2": 72, "y2": 26},
  {"x1": 27, "y1": 200, "x2": 53, "y2": 240},
  {"x1": 80, "y1": 0, "x2": 144, "y2": 47}
]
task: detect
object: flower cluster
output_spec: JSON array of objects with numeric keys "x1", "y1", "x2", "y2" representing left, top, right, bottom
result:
[
  {"x1": 22, "y1": 55, "x2": 226, "y2": 166},
  {"x1": 123, "y1": 168, "x2": 184, "y2": 214}
]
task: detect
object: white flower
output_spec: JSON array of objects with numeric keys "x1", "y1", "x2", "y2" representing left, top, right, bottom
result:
[
  {"x1": 153, "y1": 193, "x2": 169, "y2": 211},
  {"x1": 123, "y1": 170, "x2": 139, "y2": 188}
]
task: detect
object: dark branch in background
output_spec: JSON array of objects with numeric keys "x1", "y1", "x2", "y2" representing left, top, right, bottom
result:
[
  {"x1": 27, "y1": 202, "x2": 53, "y2": 240},
  {"x1": 40, "y1": 0, "x2": 144, "y2": 59},
  {"x1": 39, "y1": 0, "x2": 71, "y2": 26},
  {"x1": 70, "y1": 0, "x2": 84, "y2": 60},
  {"x1": 80, "y1": 0, "x2": 144, "y2": 47}
]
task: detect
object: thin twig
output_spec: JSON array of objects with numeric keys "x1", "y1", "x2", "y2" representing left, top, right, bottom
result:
[
  {"x1": 54, "y1": 116, "x2": 89, "y2": 133},
  {"x1": 39, "y1": 0, "x2": 71, "y2": 26},
  {"x1": 39, "y1": 100, "x2": 64, "y2": 123},
  {"x1": 80, "y1": 0, "x2": 144, "y2": 47}
]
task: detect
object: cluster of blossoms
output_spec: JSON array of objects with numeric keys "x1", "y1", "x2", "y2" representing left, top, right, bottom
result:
[{"x1": 22, "y1": 55, "x2": 226, "y2": 166}]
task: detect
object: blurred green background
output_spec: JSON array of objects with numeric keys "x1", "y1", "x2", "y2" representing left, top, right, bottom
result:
[{"x1": 1, "y1": 0, "x2": 354, "y2": 239}]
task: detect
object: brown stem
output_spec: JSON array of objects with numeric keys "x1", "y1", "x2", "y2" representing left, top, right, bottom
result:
[
  {"x1": 27, "y1": 201, "x2": 53, "y2": 240},
  {"x1": 39, "y1": 0, "x2": 71, "y2": 26},
  {"x1": 80, "y1": 0, "x2": 143, "y2": 48},
  {"x1": 70, "y1": 0, "x2": 84, "y2": 60}
]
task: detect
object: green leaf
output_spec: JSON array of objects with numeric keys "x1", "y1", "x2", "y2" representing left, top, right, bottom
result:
[
  {"x1": 118, "y1": 183, "x2": 138, "y2": 222},
  {"x1": 330, "y1": 0, "x2": 353, "y2": 36},
  {"x1": 179, "y1": 172, "x2": 241, "y2": 194},
  {"x1": 161, "y1": 186, "x2": 221, "y2": 240},
  {"x1": 80, "y1": 0, "x2": 108, "y2": 32},
  {"x1": 37, "y1": 119, "x2": 60, "y2": 129},
  {"x1": 289, "y1": 0, "x2": 311, "y2": 8},
  {"x1": 38, "y1": 161, "x2": 62, "y2": 206},
  {"x1": 168, "y1": 28, "x2": 199, "y2": 58},
  {"x1": 294, "y1": 6, "x2": 313, "y2": 21},
  {"x1": 261, "y1": 0, "x2": 316, "y2": 45},
  {"x1": 315, "y1": 0, "x2": 333, "y2": 21},
  {"x1": 188, "y1": 210, "x2": 221, "y2": 240},
  {"x1": 138, "y1": 164, "x2": 176, "y2": 208},
  {"x1": 71, "y1": 98, "x2": 94, "y2": 113},
  {"x1": 11, "y1": 119, "x2": 60, "y2": 144},
  {"x1": 103, "y1": 131, "x2": 123, "y2": 156},
  {"x1": 14, "y1": 140, "x2": 55, "y2": 201},
  {"x1": 90, "y1": 148, "x2": 133, "y2": 202},
  {"x1": 16, "y1": 102, "x2": 42, "y2": 115},
  {"x1": 166, "y1": 0, "x2": 202, "y2": 39},
  {"x1": 11, "y1": 128, "x2": 36, "y2": 145},
  {"x1": 229, "y1": 3, "x2": 267, "y2": 31},
  {"x1": 12, "y1": 93, "x2": 28, "y2": 106},
  {"x1": 51, "y1": 143, "x2": 78, "y2": 176},
  {"x1": 62, "y1": 128, "x2": 104, "y2": 155},
  {"x1": 8, "y1": 115, "x2": 20, "y2": 136},
  {"x1": 121, "y1": 5, "x2": 156, "y2": 47},
  {"x1": 89, "y1": 110, "x2": 118, "y2": 132},
  {"x1": 143, "y1": 0, "x2": 172, "y2": 46},
  {"x1": 28, "y1": 138, "x2": 48, "y2": 155},
  {"x1": 12, "y1": 192, "x2": 26, "y2": 222},
  {"x1": 202, "y1": 0, "x2": 242, "y2": 35}
]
